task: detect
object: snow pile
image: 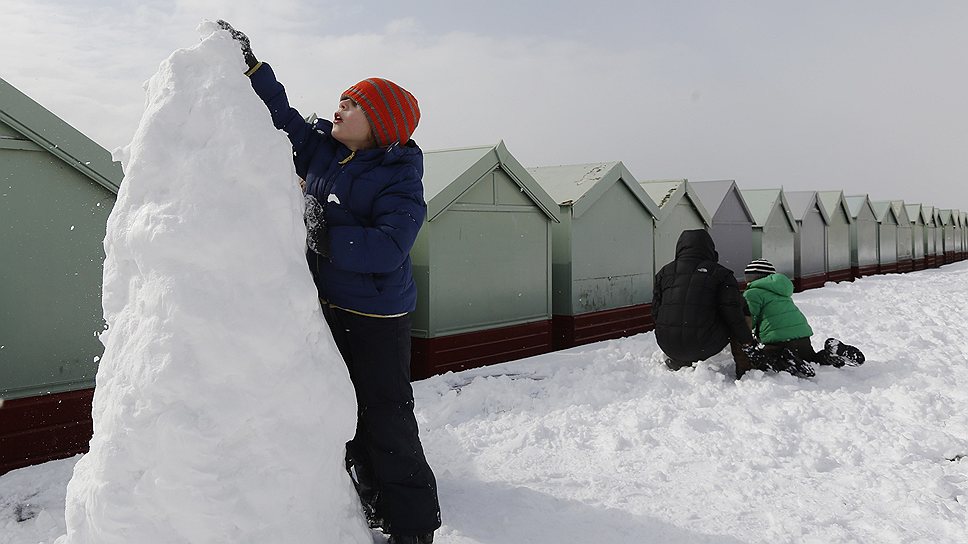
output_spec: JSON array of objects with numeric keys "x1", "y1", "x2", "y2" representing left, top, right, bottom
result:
[{"x1": 54, "y1": 23, "x2": 369, "y2": 544}]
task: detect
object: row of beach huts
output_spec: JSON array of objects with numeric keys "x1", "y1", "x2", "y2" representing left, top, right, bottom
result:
[{"x1": 2, "y1": 75, "x2": 966, "y2": 474}]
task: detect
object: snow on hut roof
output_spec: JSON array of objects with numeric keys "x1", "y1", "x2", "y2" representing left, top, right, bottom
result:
[
  {"x1": 638, "y1": 179, "x2": 712, "y2": 226},
  {"x1": 527, "y1": 161, "x2": 659, "y2": 219}
]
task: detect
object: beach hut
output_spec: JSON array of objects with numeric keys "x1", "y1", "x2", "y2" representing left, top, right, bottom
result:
[
  {"x1": 817, "y1": 190, "x2": 854, "y2": 283},
  {"x1": 785, "y1": 191, "x2": 829, "y2": 291},
  {"x1": 845, "y1": 195, "x2": 880, "y2": 277},
  {"x1": 411, "y1": 141, "x2": 559, "y2": 379},
  {"x1": 691, "y1": 180, "x2": 755, "y2": 281},
  {"x1": 870, "y1": 201, "x2": 900, "y2": 274},
  {"x1": 938, "y1": 209, "x2": 956, "y2": 264},
  {"x1": 0, "y1": 76, "x2": 122, "y2": 475},
  {"x1": 891, "y1": 201, "x2": 914, "y2": 273},
  {"x1": 955, "y1": 209, "x2": 965, "y2": 261},
  {"x1": 932, "y1": 207, "x2": 945, "y2": 267},
  {"x1": 638, "y1": 179, "x2": 712, "y2": 272},
  {"x1": 905, "y1": 203, "x2": 927, "y2": 270},
  {"x1": 963, "y1": 211, "x2": 968, "y2": 260},
  {"x1": 920, "y1": 205, "x2": 939, "y2": 268},
  {"x1": 739, "y1": 189, "x2": 798, "y2": 279},
  {"x1": 528, "y1": 162, "x2": 660, "y2": 349}
]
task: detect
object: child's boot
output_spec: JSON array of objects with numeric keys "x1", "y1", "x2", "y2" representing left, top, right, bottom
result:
[{"x1": 823, "y1": 338, "x2": 866, "y2": 367}]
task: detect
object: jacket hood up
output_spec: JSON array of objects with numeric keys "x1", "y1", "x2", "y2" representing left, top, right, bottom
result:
[{"x1": 674, "y1": 229, "x2": 719, "y2": 262}]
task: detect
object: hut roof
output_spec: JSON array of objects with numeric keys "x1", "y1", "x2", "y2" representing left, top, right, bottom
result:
[
  {"x1": 739, "y1": 188, "x2": 798, "y2": 231},
  {"x1": 527, "y1": 161, "x2": 659, "y2": 219},
  {"x1": 785, "y1": 190, "x2": 830, "y2": 225},
  {"x1": 690, "y1": 180, "x2": 755, "y2": 223},
  {"x1": 0, "y1": 76, "x2": 122, "y2": 192},
  {"x1": 638, "y1": 179, "x2": 712, "y2": 225},
  {"x1": 422, "y1": 141, "x2": 559, "y2": 222}
]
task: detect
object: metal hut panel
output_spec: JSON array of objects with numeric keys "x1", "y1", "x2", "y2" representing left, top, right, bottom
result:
[
  {"x1": 528, "y1": 162, "x2": 659, "y2": 349},
  {"x1": 845, "y1": 195, "x2": 880, "y2": 277},
  {"x1": 691, "y1": 180, "x2": 755, "y2": 281},
  {"x1": 639, "y1": 180, "x2": 712, "y2": 272},
  {"x1": 0, "y1": 76, "x2": 122, "y2": 475},
  {"x1": 923, "y1": 205, "x2": 941, "y2": 268},
  {"x1": 938, "y1": 209, "x2": 956, "y2": 264},
  {"x1": 954, "y1": 209, "x2": 965, "y2": 260},
  {"x1": 785, "y1": 191, "x2": 829, "y2": 291},
  {"x1": 739, "y1": 189, "x2": 798, "y2": 279},
  {"x1": 817, "y1": 191, "x2": 854, "y2": 282},
  {"x1": 870, "y1": 201, "x2": 900, "y2": 274},
  {"x1": 411, "y1": 142, "x2": 559, "y2": 378},
  {"x1": 891, "y1": 201, "x2": 914, "y2": 273},
  {"x1": 905, "y1": 204, "x2": 926, "y2": 269}
]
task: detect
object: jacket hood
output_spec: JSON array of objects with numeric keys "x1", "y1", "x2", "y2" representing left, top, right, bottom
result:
[
  {"x1": 748, "y1": 273, "x2": 794, "y2": 297},
  {"x1": 675, "y1": 229, "x2": 718, "y2": 261}
]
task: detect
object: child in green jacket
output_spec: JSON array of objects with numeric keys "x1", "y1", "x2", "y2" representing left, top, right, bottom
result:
[{"x1": 743, "y1": 259, "x2": 865, "y2": 368}]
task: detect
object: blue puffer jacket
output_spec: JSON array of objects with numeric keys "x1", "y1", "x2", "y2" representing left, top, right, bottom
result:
[{"x1": 249, "y1": 63, "x2": 426, "y2": 315}]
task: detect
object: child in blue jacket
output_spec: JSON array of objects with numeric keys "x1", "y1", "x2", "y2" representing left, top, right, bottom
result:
[{"x1": 220, "y1": 21, "x2": 439, "y2": 544}]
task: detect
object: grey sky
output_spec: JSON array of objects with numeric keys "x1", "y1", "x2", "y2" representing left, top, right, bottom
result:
[{"x1": 3, "y1": 0, "x2": 967, "y2": 208}]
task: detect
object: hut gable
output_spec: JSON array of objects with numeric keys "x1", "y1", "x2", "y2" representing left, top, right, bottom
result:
[
  {"x1": 422, "y1": 141, "x2": 559, "y2": 223},
  {"x1": 638, "y1": 179, "x2": 712, "y2": 226},
  {"x1": 905, "y1": 203, "x2": 926, "y2": 226},
  {"x1": 527, "y1": 161, "x2": 659, "y2": 219},
  {"x1": 817, "y1": 190, "x2": 854, "y2": 225},
  {"x1": 891, "y1": 201, "x2": 911, "y2": 226},
  {"x1": 845, "y1": 195, "x2": 877, "y2": 221},
  {"x1": 739, "y1": 189, "x2": 798, "y2": 232},
  {"x1": 0, "y1": 76, "x2": 122, "y2": 192},
  {"x1": 870, "y1": 201, "x2": 900, "y2": 226},
  {"x1": 786, "y1": 191, "x2": 830, "y2": 225},
  {"x1": 922, "y1": 205, "x2": 936, "y2": 227},
  {"x1": 691, "y1": 180, "x2": 755, "y2": 224}
]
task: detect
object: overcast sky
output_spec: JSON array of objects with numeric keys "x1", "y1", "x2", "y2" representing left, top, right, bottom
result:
[{"x1": 3, "y1": 0, "x2": 967, "y2": 208}]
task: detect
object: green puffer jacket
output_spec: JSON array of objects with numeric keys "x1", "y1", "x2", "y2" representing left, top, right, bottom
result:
[{"x1": 743, "y1": 273, "x2": 813, "y2": 343}]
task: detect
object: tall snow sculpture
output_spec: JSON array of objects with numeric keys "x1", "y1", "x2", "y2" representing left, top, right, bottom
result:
[{"x1": 56, "y1": 23, "x2": 371, "y2": 544}]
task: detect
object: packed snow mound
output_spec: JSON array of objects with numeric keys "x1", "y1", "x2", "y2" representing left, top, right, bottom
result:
[{"x1": 56, "y1": 22, "x2": 370, "y2": 544}]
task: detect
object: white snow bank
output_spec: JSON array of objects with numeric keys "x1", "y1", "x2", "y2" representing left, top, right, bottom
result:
[{"x1": 53, "y1": 22, "x2": 369, "y2": 544}]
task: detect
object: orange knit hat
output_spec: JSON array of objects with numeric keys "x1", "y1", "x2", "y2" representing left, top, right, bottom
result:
[{"x1": 342, "y1": 78, "x2": 420, "y2": 147}]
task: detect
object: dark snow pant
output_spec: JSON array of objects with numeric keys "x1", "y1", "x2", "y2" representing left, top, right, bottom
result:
[
  {"x1": 321, "y1": 304, "x2": 441, "y2": 536},
  {"x1": 762, "y1": 337, "x2": 825, "y2": 364}
]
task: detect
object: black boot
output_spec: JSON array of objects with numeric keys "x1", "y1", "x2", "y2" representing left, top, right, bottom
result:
[{"x1": 822, "y1": 338, "x2": 866, "y2": 367}]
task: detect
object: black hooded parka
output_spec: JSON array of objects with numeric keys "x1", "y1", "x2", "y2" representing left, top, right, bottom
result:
[{"x1": 652, "y1": 229, "x2": 753, "y2": 362}]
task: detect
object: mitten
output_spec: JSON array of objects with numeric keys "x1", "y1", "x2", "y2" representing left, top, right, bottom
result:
[{"x1": 216, "y1": 20, "x2": 259, "y2": 70}]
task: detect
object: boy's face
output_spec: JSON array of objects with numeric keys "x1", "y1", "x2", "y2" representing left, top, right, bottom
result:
[{"x1": 332, "y1": 97, "x2": 375, "y2": 150}]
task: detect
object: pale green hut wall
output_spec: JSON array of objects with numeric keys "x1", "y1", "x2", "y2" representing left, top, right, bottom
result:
[
  {"x1": 826, "y1": 203, "x2": 851, "y2": 273},
  {"x1": 795, "y1": 203, "x2": 826, "y2": 278},
  {"x1": 566, "y1": 182, "x2": 654, "y2": 314},
  {"x1": 877, "y1": 221, "x2": 898, "y2": 266},
  {"x1": 411, "y1": 167, "x2": 552, "y2": 337},
  {"x1": 757, "y1": 205, "x2": 796, "y2": 278},
  {"x1": 0, "y1": 132, "x2": 114, "y2": 399},
  {"x1": 850, "y1": 207, "x2": 879, "y2": 268},
  {"x1": 653, "y1": 200, "x2": 704, "y2": 270}
]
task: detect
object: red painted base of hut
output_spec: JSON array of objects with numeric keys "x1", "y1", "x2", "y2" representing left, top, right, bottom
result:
[
  {"x1": 943, "y1": 252, "x2": 955, "y2": 264},
  {"x1": 410, "y1": 320, "x2": 553, "y2": 380},
  {"x1": 877, "y1": 262, "x2": 898, "y2": 274},
  {"x1": 852, "y1": 264, "x2": 879, "y2": 278},
  {"x1": 827, "y1": 269, "x2": 854, "y2": 283},
  {"x1": 794, "y1": 273, "x2": 827, "y2": 292},
  {"x1": 926, "y1": 255, "x2": 940, "y2": 268},
  {"x1": 0, "y1": 389, "x2": 93, "y2": 476},
  {"x1": 912, "y1": 259, "x2": 927, "y2": 271},
  {"x1": 896, "y1": 259, "x2": 914, "y2": 273},
  {"x1": 552, "y1": 304, "x2": 653, "y2": 350}
]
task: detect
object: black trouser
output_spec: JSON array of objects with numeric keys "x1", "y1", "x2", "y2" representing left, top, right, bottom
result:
[
  {"x1": 762, "y1": 337, "x2": 824, "y2": 364},
  {"x1": 321, "y1": 304, "x2": 441, "y2": 535}
]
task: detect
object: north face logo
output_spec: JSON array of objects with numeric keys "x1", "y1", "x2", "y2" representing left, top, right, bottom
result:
[{"x1": 697, "y1": 267, "x2": 708, "y2": 273}]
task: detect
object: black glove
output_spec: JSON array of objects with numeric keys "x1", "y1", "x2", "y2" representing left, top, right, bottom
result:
[
  {"x1": 304, "y1": 195, "x2": 329, "y2": 257},
  {"x1": 741, "y1": 342, "x2": 771, "y2": 372},
  {"x1": 216, "y1": 20, "x2": 259, "y2": 71}
]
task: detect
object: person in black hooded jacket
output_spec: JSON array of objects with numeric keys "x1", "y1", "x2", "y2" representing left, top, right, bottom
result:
[{"x1": 652, "y1": 229, "x2": 758, "y2": 378}]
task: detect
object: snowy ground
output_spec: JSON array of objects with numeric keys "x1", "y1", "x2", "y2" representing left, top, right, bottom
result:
[{"x1": 3, "y1": 262, "x2": 967, "y2": 544}]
